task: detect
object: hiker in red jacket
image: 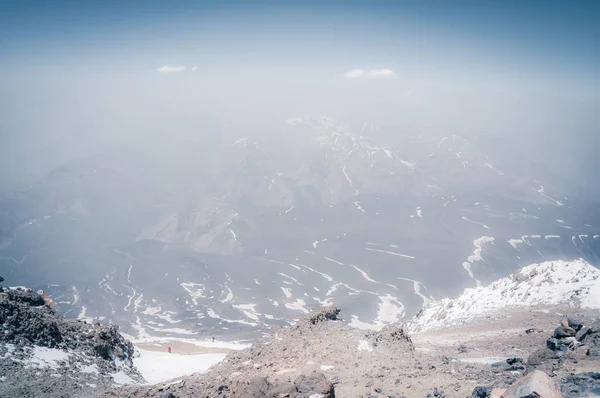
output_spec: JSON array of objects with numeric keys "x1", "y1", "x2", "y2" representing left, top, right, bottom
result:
[{"x1": 168, "y1": 346, "x2": 172, "y2": 353}]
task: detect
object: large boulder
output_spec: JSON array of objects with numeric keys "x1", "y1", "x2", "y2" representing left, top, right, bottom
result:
[{"x1": 501, "y1": 370, "x2": 561, "y2": 398}]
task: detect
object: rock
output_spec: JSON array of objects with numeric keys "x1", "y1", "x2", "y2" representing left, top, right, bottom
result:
[
  {"x1": 367, "y1": 325, "x2": 414, "y2": 351},
  {"x1": 546, "y1": 338, "x2": 560, "y2": 351},
  {"x1": 560, "y1": 373, "x2": 600, "y2": 397},
  {"x1": 588, "y1": 348, "x2": 600, "y2": 358},
  {"x1": 471, "y1": 386, "x2": 491, "y2": 397},
  {"x1": 433, "y1": 387, "x2": 441, "y2": 397},
  {"x1": 553, "y1": 326, "x2": 576, "y2": 338},
  {"x1": 502, "y1": 370, "x2": 561, "y2": 398},
  {"x1": 293, "y1": 372, "x2": 334, "y2": 397},
  {"x1": 525, "y1": 328, "x2": 543, "y2": 334},
  {"x1": 306, "y1": 307, "x2": 341, "y2": 325},
  {"x1": 458, "y1": 344, "x2": 469, "y2": 353},
  {"x1": 375, "y1": 387, "x2": 382, "y2": 393},
  {"x1": 590, "y1": 320, "x2": 600, "y2": 334},
  {"x1": 575, "y1": 326, "x2": 591, "y2": 342},
  {"x1": 490, "y1": 388, "x2": 506, "y2": 398},
  {"x1": 559, "y1": 336, "x2": 578, "y2": 348},
  {"x1": 567, "y1": 317, "x2": 584, "y2": 331},
  {"x1": 160, "y1": 393, "x2": 177, "y2": 398}
]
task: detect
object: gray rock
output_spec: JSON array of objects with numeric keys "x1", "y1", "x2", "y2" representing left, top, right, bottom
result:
[
  {"x1": 575, "y1": 326, "x2": 591, "y2": 342},
  {"x1": 546, "y1": 338, "x2": 560, "y2": 351},
  {"x1": 553, "y1": 326, "x2": 576, "y2": 338},
  {"x1": 471, "y1": 386, "x2": 491, "y2": 398},
  {"x1": 567, "y1": 317, "x2": 584, "y2": 331},
  {"x1": 560, "y1": 373, "x2": 600, "y2": 397},
  {"x1": 502, "y1": 370, "x2": 561, "y2": 398}
]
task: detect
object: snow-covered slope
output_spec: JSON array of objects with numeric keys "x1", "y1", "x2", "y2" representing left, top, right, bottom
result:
[{"x1": 407, "y1": 259, "x2": 600, "y2": 332}]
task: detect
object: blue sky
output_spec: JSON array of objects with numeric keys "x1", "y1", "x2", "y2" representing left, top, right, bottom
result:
[{"x1": 1, "y1": 0, "x2": 599, "y2": 76}]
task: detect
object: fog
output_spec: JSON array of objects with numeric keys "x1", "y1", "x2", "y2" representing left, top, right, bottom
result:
[{"x1": 2, "y1": 65, "x2": 599, "y2": 191}]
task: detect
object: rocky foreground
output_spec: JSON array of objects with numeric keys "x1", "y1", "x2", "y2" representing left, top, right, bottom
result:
[
  {"x1": 3, "y1": 259, "x2": 600, "y2": 397},
  {"x1": 102, "y1": 307, "x2": 600, "y2": 398},
  {"x1": 0, "y1": 283, "x2": 142, "y2": 398}
]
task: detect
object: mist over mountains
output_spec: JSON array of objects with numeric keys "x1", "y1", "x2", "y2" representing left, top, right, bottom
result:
[{"x1": 1, "y1": 116, "x2": 598, "y2": 340}]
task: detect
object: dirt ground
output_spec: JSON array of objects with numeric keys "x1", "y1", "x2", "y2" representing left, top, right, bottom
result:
[{"x1": 136, "y1": 340, "x2": 233, "y2": 355}]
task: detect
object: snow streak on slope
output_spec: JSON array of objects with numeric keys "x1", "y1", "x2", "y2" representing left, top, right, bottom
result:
[
  {"x1": 461, "y1": 236, "x2": 494, "y2": 286},
  {"x1": 407, "y1": 259, "x2": 600, "y2": 333}
]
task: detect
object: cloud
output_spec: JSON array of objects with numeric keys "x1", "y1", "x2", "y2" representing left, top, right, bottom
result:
[
  {"x1": 157, "y1": 65, "x2": 186, "y2": 73},
  {"x1": 191, "y1": 66, "x2": 197, "y2": 72},
  {"x1": 345, "y1": 68, "x2": 396, "y2": 79}
]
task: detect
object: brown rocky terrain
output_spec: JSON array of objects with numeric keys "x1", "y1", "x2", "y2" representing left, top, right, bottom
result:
[{"x1": 102, "y1": 306, "x2": 600, "y2": 398}]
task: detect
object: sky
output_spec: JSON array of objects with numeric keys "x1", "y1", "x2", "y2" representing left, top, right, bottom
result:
[{"x1": 1, "y1": 0, "x2": 599, "y2": 187}]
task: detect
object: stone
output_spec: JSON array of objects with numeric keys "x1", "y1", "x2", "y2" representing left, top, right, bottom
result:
[
  {"x1": 490, "y1": 388, "x2": 505, "y2": 398},
  {"x1": 567, "y1": 317, "x2": 584, "y2": 331},
  {"x1": 575, "y1": 326, "x2": 591, "y2": 341},
  {"x1": 524, "y1": 328, "x2": 543, "y2": 334},
  {"x1": 471, "y1": 386, "x2": 491, "y2": 398},
  {"x1": 553, "y1": 326, "x2": 576, "y2": 338},
  {"x1": 501, "y1": 370, "x2": 561, "y2": 398},
  {"x1": 590, "y1": 320, "x2": 600, "y2": 333},
  {"x1": 560, "y1": 373, "x2": 600, "y2": 397},
  {"x1": 546, "y1": 338, "x2": 559, "y2": 351}
]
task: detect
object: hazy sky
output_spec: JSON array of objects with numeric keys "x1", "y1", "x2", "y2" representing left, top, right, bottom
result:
[{"x1": 1, "y1": 0, "x2": 599, "y2": 187}]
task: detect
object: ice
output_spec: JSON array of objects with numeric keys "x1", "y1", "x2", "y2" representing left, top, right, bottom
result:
[
  {"x1": 461, "y1": 216, "x2": 491, "y2": 229},
  {"x1": 353, "y1": 201, "x2": 366, "y2": 213},
  {"x1": 351, "y1": 265, "x2": 377, "y2": 283},
  {"x1": 364, "y1": 247, "x2": 415, "y2": 259},
  {"x1": 180, "y1": 282, "x2": 205, "y2": 305},
  {"x1": 349, "y1": 294, "x2": 404, "y2": 331},
  {"x1": 13, "y1": 346, "x2": 71, "y2": 369},
  {"x1": 324, "y1": 257, "x2": 344, "y2": 265},
  {"x1": 281, "y1": 287, "x2": 292, "y2": 298},
  {"x1": 397, "y1": 277, "x2": 432, "y2": 305},
  {"x1": 508, "y1": 239, "x2": 523, "y2": 249},
  {"x1": 285, "y1": 298, "x2": 309, "y2": 313},
  {"x1": 233, "y1": 303, "x2": 261, "y2": 321}
]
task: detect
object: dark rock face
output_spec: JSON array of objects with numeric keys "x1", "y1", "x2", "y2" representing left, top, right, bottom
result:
[
  {"x1": 0, "y1": 287, "x2": 134, "y2": 361},
  {"x1": 0, "y1": 285, "x2": 140, "y2": 398}
]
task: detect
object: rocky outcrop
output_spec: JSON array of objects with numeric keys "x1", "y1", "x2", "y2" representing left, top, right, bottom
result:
[{"x1": 0, "y1": 283, "x2": 141, "y2": 398}]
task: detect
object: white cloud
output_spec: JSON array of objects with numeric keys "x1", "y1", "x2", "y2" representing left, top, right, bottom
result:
[
  {"x1": 345, "y1": 68, "x2": 396, "y2": 79},
  {"x1": 157, "y1": 65, "x2": 186, "y2": 73},
  {"x1": 191, "y1": 66, "x2": 197, "y2": 72}
]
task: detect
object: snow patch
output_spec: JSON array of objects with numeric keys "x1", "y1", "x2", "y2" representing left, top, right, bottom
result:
[{"x1": 408, "y1": 259, "x2": 600, "y2": 333}]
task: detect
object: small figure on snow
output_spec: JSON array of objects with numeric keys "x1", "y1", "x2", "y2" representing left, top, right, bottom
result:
[
  {"x1": 212, "y1": 336, "x2": 215, "y2": 343},
  {"x1": 168, "y1": 346, "x2": 172, "y2": 353}
]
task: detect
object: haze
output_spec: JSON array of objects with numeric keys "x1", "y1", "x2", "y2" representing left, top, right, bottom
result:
[{"x1": 1, "y1": 1, "x2": 599, "y2": 191}]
